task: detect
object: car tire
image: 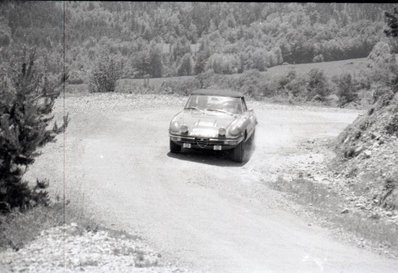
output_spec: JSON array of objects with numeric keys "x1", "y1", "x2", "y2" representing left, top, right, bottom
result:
[
  {"x1": 231, "y1": 140, "x2": 245, "y2": 163},
  {"x1": 248, "y1": 129, "x2": 255, "y2": 144},
  {"x1": 170, "y1": 139, "x2": 181, "y2": 153}
]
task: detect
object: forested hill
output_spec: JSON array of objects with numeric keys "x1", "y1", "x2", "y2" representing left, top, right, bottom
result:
[{"x1": 0, "y1": 2, "x2": 396, "y2": 80}]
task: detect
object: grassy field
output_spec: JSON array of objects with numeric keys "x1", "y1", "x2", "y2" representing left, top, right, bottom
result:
[
  {"x1": 116, "y1": 56, "x2": 372, "y2": 90},
  {"x1": 265, "y1": 57, "x2": 371, "y2": 78},
  {"x1": 0, "y1": 202, "x2": 102, "y2": 252}
]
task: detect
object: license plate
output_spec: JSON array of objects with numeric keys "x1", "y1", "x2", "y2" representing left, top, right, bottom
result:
[
  {"x1": 213, "y1": 145, "x2": 222, "y2": 150},
  {"x1": 183, "y1": 143, "x2": 191, "y2": 148}
]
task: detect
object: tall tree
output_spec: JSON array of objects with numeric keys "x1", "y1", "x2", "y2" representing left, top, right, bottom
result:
[
  {"x1": 177, "y1": 53, "x2": 192, "y2": 76},
  {"x1": 0, "y1": 52, "x2": 68, "y2": 211},
  {"x1": 149, "y1": 45, "x2": 163, "y2": 78}
]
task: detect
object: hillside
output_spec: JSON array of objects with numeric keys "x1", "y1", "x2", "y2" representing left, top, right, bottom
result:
[
  {"x1": 0, "y1": 2, "x2": 396, "y2": 83},
  {"x1": 2, "y1": 2, "x2": 397, "y2": 108},
  {"x1": 334, "y1": 90, "x2": 398, "y2": 212}
]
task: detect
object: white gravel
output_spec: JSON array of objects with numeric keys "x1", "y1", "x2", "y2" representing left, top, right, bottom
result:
[{"x1": 0, "y1": 223, "x2": 188, "y2": 273}]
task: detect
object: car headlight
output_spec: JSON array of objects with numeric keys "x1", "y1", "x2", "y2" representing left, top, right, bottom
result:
[
  {"x1": 180, "y1": 125, "x2": 188, "y2": 134},
  {"x1": 170, "y1": 120, "x2": 180, "y2": 133},
  {"x1": 229, "y1": 125, "x2": 241, "y2": 136},
  {"x1": 218, "y1": 127, "x2": 226, "y2": 137}
]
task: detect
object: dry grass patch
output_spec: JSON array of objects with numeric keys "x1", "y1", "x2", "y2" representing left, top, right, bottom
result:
[
  {"x1": 0, "y1": 202, "x2": 101, "y2": 252},
  {"x1": 0, "y1": 204, "x2": 64, "y2": 251}
]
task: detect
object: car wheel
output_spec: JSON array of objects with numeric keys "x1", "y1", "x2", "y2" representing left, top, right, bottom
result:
[
  {"x1": 231, "y1": 141, "x2": 245, "y2": 163},
  {"x1": 170, "y1": 139, "x2": 181, "y2": 153}
]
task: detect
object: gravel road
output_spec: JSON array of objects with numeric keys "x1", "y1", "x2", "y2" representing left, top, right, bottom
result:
[{"x1": 25, "y1": 94, "x2": 398, "y2": 273}]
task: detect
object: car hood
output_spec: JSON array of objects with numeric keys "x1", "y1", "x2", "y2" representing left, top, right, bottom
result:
[{"x1": 172, "y1": 110, "x2": 238, "y2": 138}]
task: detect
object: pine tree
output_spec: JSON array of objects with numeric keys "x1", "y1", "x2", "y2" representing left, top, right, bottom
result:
[
  {"x1": 133, "y1": 51, "x2": 151, "y2": 78},
  {"x1": 194, "y1": 40, "x2": 210, "y2": 74},
  {"x1": 0, "y1": 52, "x2": 68, "y2": 212},
  {"x1": 149, "y1": 45, "x2": 163, "y2": 78}
]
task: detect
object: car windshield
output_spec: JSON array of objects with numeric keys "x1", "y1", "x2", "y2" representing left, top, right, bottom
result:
[{"x1": 185, "y1": 95, "x2": 243, "y2": 114}]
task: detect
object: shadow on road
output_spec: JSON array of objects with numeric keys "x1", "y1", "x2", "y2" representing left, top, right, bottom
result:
[{"x1": 166, "y1": 138, "x2": 256, "y2": 167}]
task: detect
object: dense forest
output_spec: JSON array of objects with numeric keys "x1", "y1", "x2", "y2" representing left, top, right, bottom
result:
[{"x1": 0, "y1": 2, "x2": 397, "y2": 83}]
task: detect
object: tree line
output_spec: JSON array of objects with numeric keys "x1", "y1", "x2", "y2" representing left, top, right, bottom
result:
[{"x1": 0, "y1": 2, "x2": 396, "y2": 82}]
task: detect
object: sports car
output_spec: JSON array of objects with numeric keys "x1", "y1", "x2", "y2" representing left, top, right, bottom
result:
[{"x1": 169, "y1": 89, "x2": 257, "y2": 162}]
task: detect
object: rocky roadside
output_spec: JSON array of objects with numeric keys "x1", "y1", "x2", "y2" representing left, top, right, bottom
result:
[
  {"x1": 265, "y1": 90, "x2": 398, "y2": 258},
  {"x1": 0, "y1": 223, "x2": 189, "y2": 273},
  {"x1": 296, "y1": 137, "x2": 398, "y2": 220},
  {"x1": 268, "y1": 137, "x2": 398, "y2": 258}
]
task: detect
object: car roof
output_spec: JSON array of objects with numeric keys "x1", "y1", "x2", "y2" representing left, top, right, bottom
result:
[{"x1": 190, "y1": 89, "x2": 244, "y2": 98}]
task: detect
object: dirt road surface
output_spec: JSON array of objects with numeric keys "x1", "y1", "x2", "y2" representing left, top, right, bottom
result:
[{"x1": 26, "y1": 94, "x2": 398, "y2": 273}]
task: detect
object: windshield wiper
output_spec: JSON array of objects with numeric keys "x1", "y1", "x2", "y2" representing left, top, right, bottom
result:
[{"x1": 204, "y1": 108, "x2": 234, "y2": 115}]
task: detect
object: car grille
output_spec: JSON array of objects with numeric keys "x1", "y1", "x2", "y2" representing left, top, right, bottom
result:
[{"x1": 196, "y1": 138, "x2": 209, "y2": 148}]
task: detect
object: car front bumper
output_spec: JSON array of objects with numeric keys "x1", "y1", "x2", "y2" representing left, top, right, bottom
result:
[{"x1": 169, "y1": 134, "x2": 244, "y2": 150}]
